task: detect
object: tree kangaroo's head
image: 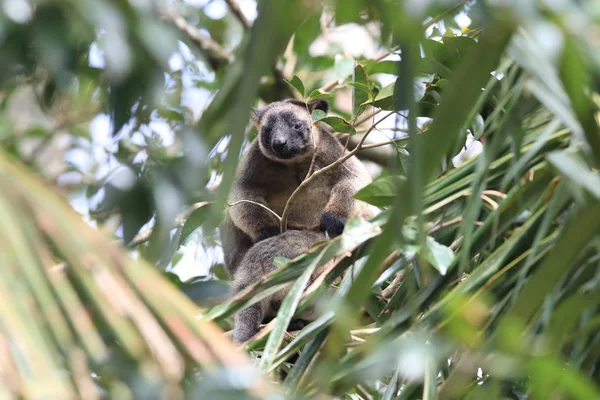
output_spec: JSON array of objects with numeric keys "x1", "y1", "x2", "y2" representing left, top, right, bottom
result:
[{"x1": 251, "y1": 98, "x2": 328, "y2": 162}]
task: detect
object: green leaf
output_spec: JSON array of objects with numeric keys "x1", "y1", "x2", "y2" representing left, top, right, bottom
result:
[
  {"x1": 365, "y1": 75, "x2": 432, "y2": 110},
  {"x1": 547, "y1": 291, "x2": 600, "y2": 353},
  {"x1": 423, "y1": 236, "x2": 454, "y2": 276},
  {"x1": 259, "y1": 251, "x2": 325, "y2": 371},
  {"x1": 373, "y1": 82, "x2": 395, "y2": 102},
  {"x1": 293, "y1": 11, "x2": 322, "y2": 66},
  {"x1": 181, "y1": 279, "x2": 230, "y2": 305},
  {"x1": 547, "y1": 150, "x2": 600, "y2": 199},
  {"x1": 178, "y1": 202, "x2": 212, "y2": 246},
  {"x1": 318, "y1": 116, "x2": 355, "y2": 134},
  {"x1": 413, "y1": 75, "x2": 432, "y2": 102},
  {"x1": 421, "y1": 36, "x2": 478, "y2": 77},
  {"x1": 311, "y1": 109, "x2": 327, "y2": 122},
  {"x1": 470, "y1": 114, "x2": 485, "y2": 140},
  {"x1": 285, "y1": 75, "x2": 305, "y2": 97},
  {"x1": 530, "y1": 357, "x2": 600, "y2": 400},
  {"x1": 273, "y1": 256, "x2": 290, "y2": 268},
  {"x1": 354, "y1": 175, "x2": 407, "y2": 207},
  {"x1": 366, "y1": 60, "x2": 401, "y2": 75},
  {"x1": 285, "y1": 330, "x2": 329, "y2": 390},
  {"x1": 504, "y1": 202, "x2": 600, "y2": 325},
  {"x1": 353, "y1": 64, "x2": 370, "y2": 118},
  {"x1": 413, "y1": 17, "x2": 516, "y2": 203},
  {"x1": 560, "y1": 35, "x2": 600, "y2": 166},
  {"x1": 272, "y1": 312, "x2": 334, "y2": 370},
  {"x1": 334, "y1": 57, "x2": 355, "y2": 80},
  {"x1": 307, "y1": 89, "x2": 335, "y2": 101}
]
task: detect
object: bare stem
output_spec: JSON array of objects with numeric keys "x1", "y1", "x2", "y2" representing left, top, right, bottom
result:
[
  {"x1": 355, "y1": 108, "x2": 383, "y2": 127},
  {"x1": 360, "y1": 137, "x2": 409, "y2": 150},
  {"x1": 428, "y1": 216, "x2": 463, "y2": 234},
  {"x1": 224, "y1": 0, "x2": 251, "y2": 29},
  {"x1": 227, "y1": 200, "x2": 283, "y2": 223},
  {"x1": 162, "y1": 6, "x2": 232, "y2": 69},
  {"x1": 382, "y1": 270, "x2": 407, "y2": 300}
]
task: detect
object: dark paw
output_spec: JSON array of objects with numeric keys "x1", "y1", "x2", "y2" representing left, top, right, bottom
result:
[
  {"x1": 256, "y1": 227, "x2": 281, "y2": 242},
  {"x1": 320, "y1": 212, "x2": 345, "y2": 237},
  {"x1": 287, "y1": 319, "x2": 309, "y2": 331}
]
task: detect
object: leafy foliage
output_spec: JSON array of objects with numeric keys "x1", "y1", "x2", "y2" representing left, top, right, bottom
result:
[{"x1": 1, "y1": 0, "x2": 600, "y2": 399}]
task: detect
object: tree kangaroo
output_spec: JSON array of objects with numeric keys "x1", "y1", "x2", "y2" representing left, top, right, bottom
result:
[{"x1": 220, "y1": 98, "x2": 373, "y2": 344}]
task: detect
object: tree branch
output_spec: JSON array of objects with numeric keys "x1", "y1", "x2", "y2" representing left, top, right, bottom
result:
[
  {"x1": 382, "y1": 270, "x2": 407, "y2": 300},
  {"x1": 225, "y1": 0, "x2": 251, "y2": 29},
  {"x1": 162, "y1": 9, "x2": 232, "y2": 70}
]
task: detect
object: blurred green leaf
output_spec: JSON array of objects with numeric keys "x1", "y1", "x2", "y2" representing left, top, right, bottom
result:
[
  {"x1": 307, "y1": 90, "x2": 335, "y2": 101},
  {"x1": 471, "y1": 114, "x2": 485, "y2": 140},
  {"x1": 335, "y1": 57, "x2": 355, "y2": 80},
  {"x1": 285, "y1": 74, "x2": 306, "y2": 98},
  {"x1": 319, "y1": 116, "x2": 355, "y2": 133},
  {"x1": 353, "y1": 65, "x2": 370, "y2": 118},
  {"x1": 260, "y1": 265, "x2": 323, "y2": 371},
  {"x1": 423, "y1": 236, "x2": 454, "y2": 276},
  {"x1": 355, "y1": 175, "x2": 406, "y2": 207},
  {"x1": 547, "y1": 150, "x2": 600, "y2": 199},
  {"x1": 503, "y1": 202, "x2": 600, "y2": 326},
  {"x1": 311, "y1": 109, "x2": 327, "y2": 122}
]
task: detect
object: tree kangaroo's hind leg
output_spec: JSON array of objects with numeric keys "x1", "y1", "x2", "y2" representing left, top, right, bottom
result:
[
  {"x1": 233, "y1": 303, "x2": 264, "y2": 345},
  {"x1": 231, "y1": 230, "x2": 327, "y2": 345}
]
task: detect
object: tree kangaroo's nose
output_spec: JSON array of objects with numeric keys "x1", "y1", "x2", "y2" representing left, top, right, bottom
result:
[{"x1": 271, "y1": 136, "x2": 287, "y2": 154}]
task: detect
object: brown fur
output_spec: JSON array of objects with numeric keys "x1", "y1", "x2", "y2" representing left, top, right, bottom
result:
[
  {"x1": 220, "y1": 99, "x2": 374, "y2": 344},
  {"x1": 222, "y1": 99, "x2": 372, "y2": 276},
  {"x1": 231, "y1": 230, "x2": 330, "y2": 344}
]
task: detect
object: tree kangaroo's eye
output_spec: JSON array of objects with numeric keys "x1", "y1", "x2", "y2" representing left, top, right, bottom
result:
[{"x1": 293, "y1": 123, "x2": 305, "y2": 131}]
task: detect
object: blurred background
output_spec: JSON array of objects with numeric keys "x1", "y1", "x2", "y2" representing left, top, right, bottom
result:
[{"x1": 2, "y1": 0, "x2": 600, "y2": 398}]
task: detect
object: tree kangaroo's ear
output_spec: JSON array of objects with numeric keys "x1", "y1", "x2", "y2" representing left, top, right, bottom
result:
[
  {"x1": 308, "y1": 99, "x2": 329, "y2": 113},
  {"x1": 251, "y1": 108, "x2": 263, "y2": 124}
]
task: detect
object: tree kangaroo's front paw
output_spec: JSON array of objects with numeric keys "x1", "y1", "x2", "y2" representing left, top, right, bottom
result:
[{"x1": 320, "y1": 212, "x2": 346, "y2": 237}]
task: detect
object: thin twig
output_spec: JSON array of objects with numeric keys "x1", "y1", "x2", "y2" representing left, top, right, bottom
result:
[
  {"x1": 162, "y1": 7, "x2": 232, "y2": 69},
  {"x1": 224, "y1": 0, "x2": 251, "y2": 29},
  {"x1": 423, "y1": 0, "x2": 470, "y2": 29},
  {"x1": 360, "y1": 138, "x2": 409, "y2": 150},
  {"x1": 482, "y1": 190, "x2": 507, "y2": 199},
  {"x1": 428, "y1": 216, "x2": 463, "y2": 234},
  {"x1": 382, "y1": 270, "x2": 407, "y2": 300},
  {"x1": 377, "y1": 250, "x2": 401, "y2": 275},
  {"x1": 355, "y1": 108, "x2": 383, "y2": 127},
  {"x1": 480, "y1": 194, "x2": 499, "y2": 210},
  {"x1": 228, "y1": 200, "x2": 282, "y2": 222},
  {"x1": 280, "y1": 112, "x2": 397, "y2": 230}
]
